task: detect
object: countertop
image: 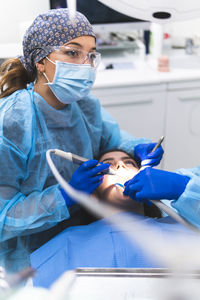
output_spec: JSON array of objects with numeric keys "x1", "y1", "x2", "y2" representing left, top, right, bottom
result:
[
  {"x1": 93, "y1": 53, "x2": 200, "y2": 89},
  {"x1": 1, "y1": 43, "x2": 200, "y2": 88}
]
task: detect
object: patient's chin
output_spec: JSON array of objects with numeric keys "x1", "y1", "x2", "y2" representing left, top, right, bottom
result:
[
  {"x1": 97, "y1": 184, "x2": 144, "y2": 215},
  {"x1": 107, "y1": 185, "x2": 132, "y2": 204}
]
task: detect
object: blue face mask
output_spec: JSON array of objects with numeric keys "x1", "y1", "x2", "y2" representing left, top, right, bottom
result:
[{"x1": 43, "y1": 59, "x2": 96, "y2": 104}]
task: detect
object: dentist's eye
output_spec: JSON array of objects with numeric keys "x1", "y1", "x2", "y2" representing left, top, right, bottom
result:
[
  {"x1": 65, "y1": 49, "x2": 79, "y2": 57},
  {"x1": 59, "y1": 46, "x2": 80, "y2": 58}
]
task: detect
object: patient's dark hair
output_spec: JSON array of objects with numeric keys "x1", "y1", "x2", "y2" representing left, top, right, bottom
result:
[{"x1": 95, "y1": 148, "x2": 141, "y2": 168}]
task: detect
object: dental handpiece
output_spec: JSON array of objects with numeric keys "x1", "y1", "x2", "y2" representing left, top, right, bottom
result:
[
  {"x1": 151, "y1": 136, "x2": 164, "y2": 152},
  {"x1": 52, "y1": 149, "x2": 116, "y2": 175}
]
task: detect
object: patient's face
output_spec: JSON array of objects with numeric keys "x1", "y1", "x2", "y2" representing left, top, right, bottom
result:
[{"x1": 96, "y1": 151, "x2": 139, "y2": 206}]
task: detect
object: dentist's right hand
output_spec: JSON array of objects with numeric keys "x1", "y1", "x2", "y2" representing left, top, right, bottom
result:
[{"x1": 60, "y1": 160, "x2": 110, "y2": 207}]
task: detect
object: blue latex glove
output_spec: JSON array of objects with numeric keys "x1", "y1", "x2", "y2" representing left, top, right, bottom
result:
[
  {"x1": 60, "y1": 159, "x2": 110, "y2": 207},
  {"x1": 134, "y1": 143, "x2": 164, "y2": 167},
  {"x1": 123, "y1": 167, "x2": 190, "y2": 202},
  {"x1": 59, "y1": 187, "x2": 76, "y2": 207}
]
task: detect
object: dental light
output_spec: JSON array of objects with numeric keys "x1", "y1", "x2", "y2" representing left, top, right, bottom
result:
[
  {"x1": 67, "y1": 0, "x2": 200, "y2": 23},
  {"x1": 98, "y1": 0, "x2": 200, "y2": 23}
]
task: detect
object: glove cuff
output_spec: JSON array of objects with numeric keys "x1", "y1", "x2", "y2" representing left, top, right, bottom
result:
[
  {"x1": 174, "y1": 174, "x2": 190, "y2": 199},
  {"x1": 59, "y1": 186, "x2": 76, "y2": 207}
]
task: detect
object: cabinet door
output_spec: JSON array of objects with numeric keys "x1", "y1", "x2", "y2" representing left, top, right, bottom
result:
[
  {"x1": 164, "y1": 88, "x2": 200, "y2": 171},
  {"x1": 92, "y1": 85, "x2": 166, "y2": 142}
]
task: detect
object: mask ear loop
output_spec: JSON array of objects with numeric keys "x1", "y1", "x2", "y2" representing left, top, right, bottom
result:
[
  {"x1": 43, "y1": 57, "x2": 56, "y2": 84},
  {"x1": 43, "y1": 72, "x2": 50, "y2": 84},
  {"x1": 46, "y1": 56, "x2": 56, "y2": 65}
]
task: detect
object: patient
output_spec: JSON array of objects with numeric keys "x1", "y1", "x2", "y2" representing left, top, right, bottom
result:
[
  {"x1": 30, "y1": 150, "x2": 189, "y2": 289},
  {"x1": 93, "y1": 149, "x2": 161, "y2": 219},
  {"x1": 95, "y1": 150, "x2": 141, "y2": 208}
]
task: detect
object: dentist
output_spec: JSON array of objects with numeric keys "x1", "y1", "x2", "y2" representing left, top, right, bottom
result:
[{"x1": 0, "y1": 8, "x2": 163, "y2": 272}]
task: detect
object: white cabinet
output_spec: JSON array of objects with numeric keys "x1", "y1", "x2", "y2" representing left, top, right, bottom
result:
[
  {"x1": 92, "y1": 83, "x2": 166, "y2": 169},
  {"x1": 92, "y1": 84, "x2": 166, "y2": 142},
  {"x1": 92, "y1": 79, "x2": 200, "y2": 171},
  {"x1": 164, "y1": 80, "x2": 200, "y2": 171}
]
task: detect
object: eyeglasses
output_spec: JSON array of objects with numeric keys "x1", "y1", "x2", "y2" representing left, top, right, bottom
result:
[{"x1": 48, "y1": 45, "x2": 101, "y2": 69}]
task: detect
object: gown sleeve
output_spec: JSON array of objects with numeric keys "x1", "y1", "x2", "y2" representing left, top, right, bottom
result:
[
  {"x1": 171, "y1": 166, "x2": 200, "y2": 228},
  {"x1": 0, "y1": 91, "x2": 70, "y2": 242}
]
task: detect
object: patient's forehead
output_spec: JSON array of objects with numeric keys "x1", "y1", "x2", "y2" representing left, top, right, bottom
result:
[{"x1": 99, "y1": 151, "x2": 134, "y2": 162}]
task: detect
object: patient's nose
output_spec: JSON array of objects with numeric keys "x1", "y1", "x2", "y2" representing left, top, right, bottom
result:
[{"x1": 116, "y1": 161, "x2": 126, "y2": 170}]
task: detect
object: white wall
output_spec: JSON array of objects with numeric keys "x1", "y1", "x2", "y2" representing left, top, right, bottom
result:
[
  {"x1": 164, "y1": 18, "x2": 200, "y2": 47},
  {"x1": 2, "y1": 1, "x2": 200, "y2": 46},
  {"x1": 1, "y1": 1, "x2": 200, "y2": 55},
  {"x1": 0, "y1": 0, "x2": 49, "y2": 44}
]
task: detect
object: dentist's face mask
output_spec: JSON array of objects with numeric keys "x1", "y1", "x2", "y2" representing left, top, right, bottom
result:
[{"x1": 43, "y1": 57, "x2": 97, "y2": 104}]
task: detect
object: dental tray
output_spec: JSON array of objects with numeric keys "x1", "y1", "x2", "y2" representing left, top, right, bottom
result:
[{"x1": 53, "y1": 268, "x2": 200, "y2": 300}]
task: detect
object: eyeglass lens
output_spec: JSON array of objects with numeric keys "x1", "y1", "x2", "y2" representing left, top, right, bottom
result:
[{"x1": 56, "y1": 46, "x2": 101, "y2": 67}]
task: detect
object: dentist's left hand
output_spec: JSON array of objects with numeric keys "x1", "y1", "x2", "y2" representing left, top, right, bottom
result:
[
  {"x1": 134, "y1": 142, "x2": 164, "y2": 167},
  {"x1": 123, "y1": 167, "x2": 190, "y2": 202},
  {"x1": 60, "y1": 160, "x2": 110, "y2": 207}
]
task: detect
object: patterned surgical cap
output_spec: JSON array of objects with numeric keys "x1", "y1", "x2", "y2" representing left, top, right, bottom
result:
[{"x1": 19, "y1": 8, "x2": 96, "y2": 72}]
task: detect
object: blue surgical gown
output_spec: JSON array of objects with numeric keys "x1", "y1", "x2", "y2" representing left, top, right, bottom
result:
[
  {"x1": 30, "y1": 213, "x2": 192, "y2": 289},
  {"x1": 171, "y1": 166, "x2": 200, "y2": 229},
  {"x1": 0, "y1": 84, "x2": 148, "y2": 273}
]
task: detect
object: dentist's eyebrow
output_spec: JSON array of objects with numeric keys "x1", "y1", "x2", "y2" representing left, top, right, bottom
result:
[{"x1": 65, "y1": 42, "x2": 96, "y2": 51}]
